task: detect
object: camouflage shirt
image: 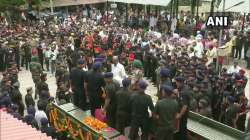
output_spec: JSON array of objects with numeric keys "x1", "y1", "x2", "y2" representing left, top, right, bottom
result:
[{"x1": 30, "y1": 62, "x2": 43, "y2": 82}]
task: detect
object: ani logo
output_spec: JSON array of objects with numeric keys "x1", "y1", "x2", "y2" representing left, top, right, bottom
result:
[{"x1": 206, "y1": 16, "x2": 229, "y2": 27}]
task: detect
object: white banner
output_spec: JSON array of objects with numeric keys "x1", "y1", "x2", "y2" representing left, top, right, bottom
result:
[
  {"x1": 108, "y1": 0, "x2": 171, "y2": 6},
  {"x1": 218, "y1": 0, "x2": 250, "y2": 13}
]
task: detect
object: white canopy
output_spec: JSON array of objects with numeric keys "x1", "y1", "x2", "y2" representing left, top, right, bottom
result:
[
  {"x1": 108, "y1": 0, "x2": 171, "y2": 6},
  {"x1": 218, "y1": 0, "x2": 250, "y2": 13},
  {"x1": 43, "y1": 0, "x2": 171, "y2": 8},
  {"x1": 42, "y1": 0, "x2": 106, "y2": 8}
]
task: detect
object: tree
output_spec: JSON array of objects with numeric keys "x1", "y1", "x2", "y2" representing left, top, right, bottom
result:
[
  {"x1": 0, "y1": 0, "x2": 25, "y2": 6},
  {"x1": 0, "y1": 0, "x2": 25, "y2": 10},
  {"x1": 0, "y1": 0, "x2": 26, "y2": 23},
  {"x1": 26, "y1": 0, "x2": 43, "y2": 11},
  {"x1": 191, "y1": 0, "x2": 196, "y2": 17},
  {"x1": 179, "y1": 0, "x2": 192, "y2": 6}
]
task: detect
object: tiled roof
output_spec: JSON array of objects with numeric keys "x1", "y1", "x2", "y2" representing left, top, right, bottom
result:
[{"x1": 0, "y1": 110, "x2": 52, "y2": 140}]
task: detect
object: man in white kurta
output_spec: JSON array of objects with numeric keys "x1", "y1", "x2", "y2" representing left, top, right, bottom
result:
[
  {"x1": 194, "y1": 37, "x2": 204, "y2": 58},
  {"x1": 227, "y1": 61, "x2": 241, "y2": 74},
  {"x1": 111, "y1": 56, "x2": 127, "y2": 87}
]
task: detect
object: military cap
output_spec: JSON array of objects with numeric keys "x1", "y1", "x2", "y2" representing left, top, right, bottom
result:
[
  {"x1": 235, "y1": 74, "x2": 241, "y2": 80},
  {"x1": 11, "y1": 104, "x2": 18, "y2": 111},
  {"x1": 2, "y1": 91, "x2": 9, "y2": 96},
  {"x1": 227, "y1": 96, "x2": 236, "y2": 103},
  {"x1": 78, "y1": 59, "x2": 85, "y2": 65},
  {"x1": 48, "y1": 96, "x2": 55, "y2": 102},
  {"x1": 27, "y1": 106, "x2": 36, "y2": 116},
  {"x1": 160, "y1": 68, "x2": 170, "y2": 77},
  {"x1": 94, "y1": 57, "x2": 104, "y2": 63},
  {"x1": 40, "y1": 90, "x2": 50, "y2": 99},
  {"x1": 24, "y1": 114, "x2": 34, "y2": 123},
  {"x1": 40, "y1": 73, "x2": 47, "y2": 79},
  {"x1": 122, "y1": 78, "x2": 131, "y2": 87},
  {"x1": 12, "y1": 112, "x2": 22, "y2": 120},
  {"x1": 104, "y1": 72, "x2": 113, "y2": 78},
  {"x1": 197, "y1": 74, "x2": 204, "y2": 81},
  {"x1": 161, "y1": 85, "x2": 174, "y2": 95},
  {"x1": 138, "y1": 80, "x2": 148, "y2": 90},
  {"x1": 0, "y1": 96, "x2": 11, "y2": 107},
  {"x1": 40, "y1": 118, "x2": 49, "y2": 126},
  {"x1": 159, "y1": 60, "x2": 166, "y2": 65},
  {"x1": 132, "y1": 59, "x2": 143, "y2": 69},
  {"x1": 92, "y1": 62, "x2": 102, "y2": 70},
  {"x1": 197, "y1": 64, "x2": 204, "y2": 70},
  {"x1": 223, "y1": 91, "x2": 231, "y2": 97},
  {"x1": 175, "y1": 76, "x2": 185, "y2": 82}
]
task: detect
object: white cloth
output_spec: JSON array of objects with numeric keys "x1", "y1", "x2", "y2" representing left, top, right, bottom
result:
[
  {"x1": 97, "y1": 14, "x2": 102, "y2": 22},
  {"x1": 111, "y1": 63, "x2": 127, "y2": 86},
  {"x1": 50, "y1": 51, "x2": 57, "y2": 61},
  {"x1": 69, "y1": 43, "x2": 74, "y2": 51},
  {"x1": 194, "y1": 42, "x2": 204, "y2": 58},
  {"x1": 189, "y1": 52, "x2": 195, "y2": 58},
  {"x1": 149, "y1": 16, "x2": 157, "y2": 28},
  {"x1": 35, "y1": 110, "x2": 48, "y2": 129},
  {"x1": 44, "y1": 50, "x2": 51, "y2": 58},
  {"x1": 227, "y1": 66, "x2": 241, "y2": 74},
  {"x1": 171, "y1": 18, "x2": 177, "y2": 33}
]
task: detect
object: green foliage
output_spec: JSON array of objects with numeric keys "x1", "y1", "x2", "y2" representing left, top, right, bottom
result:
[
  {"x1": 179, "y1": 0, "x2": 192, "y2": 6},
  {"x1": 0, "y1": 0, "x2": 25, "y2": 6},
  {"x1": 26, "y1": 0, "x2": 42, "y2": 6}
]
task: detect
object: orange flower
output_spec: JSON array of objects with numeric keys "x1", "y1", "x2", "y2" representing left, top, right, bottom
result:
[{"x1": 83, "y1": 117, "x2": 108, "y2": 132}]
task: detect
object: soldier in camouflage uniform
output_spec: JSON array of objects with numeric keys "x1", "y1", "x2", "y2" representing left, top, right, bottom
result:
[
  {"x1": 155, "y1": 60, "x2": 167, "y2": 93},
  {"x1": 37, "y1": 73, "x2": 49, "y2": 99},
  {"x1": 30, "y1": 56, "x2": 43, "y2": 99},
  {"x1": 130, "y1": 59, "x2": 144, "y2": 91}
]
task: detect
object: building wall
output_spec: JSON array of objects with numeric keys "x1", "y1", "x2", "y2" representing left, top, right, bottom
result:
[{"x1": 179, "y1": 1, "x2": 218, "y2": 14}]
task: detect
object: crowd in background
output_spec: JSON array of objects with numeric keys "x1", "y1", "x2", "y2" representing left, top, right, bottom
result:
[{"x1": 0, "y1": 6, "x2": 250, "y2": 140}]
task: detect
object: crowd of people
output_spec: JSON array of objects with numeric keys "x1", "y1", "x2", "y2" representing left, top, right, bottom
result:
[{"x1": 0, "y1": 6, "x2": 250, "y2": 140}]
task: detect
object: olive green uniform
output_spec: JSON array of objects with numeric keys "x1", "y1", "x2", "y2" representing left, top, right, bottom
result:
[
  {"x1": 154, "y1": 98, "x2": 179, "y2": 140},
  {"x1": 104, "y1": 80, "x2": 120, "y2": 128},
  {"x1": 30, "y1": 61, "x2": 43, "y2": 99}
]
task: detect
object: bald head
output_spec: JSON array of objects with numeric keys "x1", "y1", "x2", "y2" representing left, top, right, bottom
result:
[{"x1": 113, "y1": 56, "x2": 119, "y2": 65}]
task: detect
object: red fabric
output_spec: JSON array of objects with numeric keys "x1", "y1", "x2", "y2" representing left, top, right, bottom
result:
[
  {"x1": 102, "y1": 37, "x2": 108, "y2": 45},
  {"x1": 31, "y1": 48, "x2": 38, "y2": 56},
  {"x1": 240, "y1": 104, "x2": 247, "y2": 113},
  {"x1": 201, "y1": 39, "x2": 206, "y2": 48},
  {"x1": 127, "y1": 41, "x2": 132, "y2": 49},
  {"x1": 95, "y1": 47, "x2": 102, "y2": 53},
  {"x1": 87, "y1": 35, "x2": 94, "y2": 49},
  {"x1": 218, "y1": 56, "x2": 224, "y2": 64},
  {"x1": 87, "y1": 43, "x2": 92, "y2": 49},
  {"x1": 195, "y1": 22, "x2": 203, "y2": 30},
  {"x1": 112, "y1": 43, "x2": 117, "y2": 49},
  {"x1": 239, "y1": 69, "x2": 246, "y2": 75},
  {"x1": 129, "y1": 52, "x2": 135, "y2": 61},
  {"x1": 95, "y1": 109, "x2": 106, "y2": 122}
]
